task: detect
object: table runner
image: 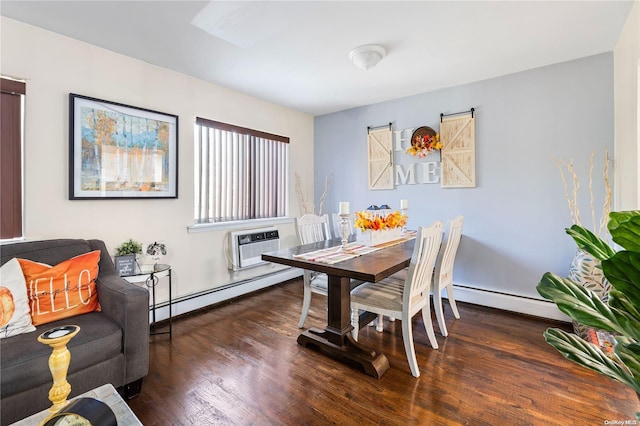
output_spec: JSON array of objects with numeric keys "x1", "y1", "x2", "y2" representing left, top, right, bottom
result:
[{"x1": 293, "y1": 231, "x2": 416, "y2": 265}]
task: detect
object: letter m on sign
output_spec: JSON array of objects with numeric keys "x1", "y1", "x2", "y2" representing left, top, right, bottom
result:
[
  {"x1": 367, "y1": 127, "x2": 394, "y2": 190},
  {"x1": 441, "y1": 113, "x2": 476, "y2": 188}
]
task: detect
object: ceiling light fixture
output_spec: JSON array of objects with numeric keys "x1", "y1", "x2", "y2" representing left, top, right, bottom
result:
[{"x1": 349, "y1": 44, "x2": 386, "y2": 70}]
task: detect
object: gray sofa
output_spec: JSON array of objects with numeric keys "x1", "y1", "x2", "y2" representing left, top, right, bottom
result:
[{"x1": 0, "y1": 239, "x2": 149, "y2": 425}]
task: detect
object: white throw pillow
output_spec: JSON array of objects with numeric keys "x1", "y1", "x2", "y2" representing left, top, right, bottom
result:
[{"x1": 0, "y1": 258, "x2": 36, "y2": 338}]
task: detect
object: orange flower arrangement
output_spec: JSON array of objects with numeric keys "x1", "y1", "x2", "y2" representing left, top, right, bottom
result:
[
  {"x1": 406, "y1": 133, "x2": 442, "y2": 158},
  {"x1": 354, "y1": 211, "x2": 407, "y2": 231}
]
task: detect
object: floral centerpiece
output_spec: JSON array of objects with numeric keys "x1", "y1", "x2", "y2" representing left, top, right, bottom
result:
[
  {"x1": 355, "y1": 210, "x2": 407, "y2": 246},
  {"x1": 354, "y1": 211, "x2": 407, "y2": 231},
  {"x1": 406, "y1": 126, "x2": 442, "y2": 158}
]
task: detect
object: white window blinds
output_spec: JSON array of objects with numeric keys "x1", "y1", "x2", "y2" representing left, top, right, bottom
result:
[{"x1": 194, "y1": 118, "x2": 289, "y2": 223}]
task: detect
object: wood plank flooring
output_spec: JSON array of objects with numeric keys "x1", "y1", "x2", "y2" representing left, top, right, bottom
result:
[{"x1": 126, "y1": 278, "x2": 639, "y2": 425}]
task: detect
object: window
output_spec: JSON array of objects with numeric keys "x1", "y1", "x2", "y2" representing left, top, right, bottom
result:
[
  {"x1": 194, "y1": 118, "x2": 289, "y2": 223},
  {"x1": 1, "y1": 78, "x2": 25, "y2": 240}
]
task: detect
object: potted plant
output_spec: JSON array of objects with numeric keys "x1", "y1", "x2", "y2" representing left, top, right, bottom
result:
[
  {"x1": 114, "y1": 239, "x2": 142, "y2": 276},
  {"x1": 536, "y1": 210, "x2": 640, "y2": 417},
  {"x1": 115, "y1": 239, "x2": 142, "y2": 257}
]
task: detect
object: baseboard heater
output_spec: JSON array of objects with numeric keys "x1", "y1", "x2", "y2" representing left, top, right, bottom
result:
[
  {"x1": 450, "y1": 284, "x2": 571, "y2": 322},
  {"x1": 149, "y1": 266, "x2": 302, "y2": 323},
  {"x1": 228, "y1": 227, "x2": 280, "y2": 271}
]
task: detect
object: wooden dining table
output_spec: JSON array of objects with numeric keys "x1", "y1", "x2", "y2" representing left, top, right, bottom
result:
[{"x1": 262, "y1": 237, "x2": 415, "y2": 378}]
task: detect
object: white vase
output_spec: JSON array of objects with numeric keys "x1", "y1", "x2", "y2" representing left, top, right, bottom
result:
[{"x1": 568, "y1": 249, "x2": 611, "y2": 336}]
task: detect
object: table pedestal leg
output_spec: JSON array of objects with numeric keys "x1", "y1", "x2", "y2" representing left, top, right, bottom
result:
[{"x1": 297, "y1": 275, "x2": 389, "y2": 378}]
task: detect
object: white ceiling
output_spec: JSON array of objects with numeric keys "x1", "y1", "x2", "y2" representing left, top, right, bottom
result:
[{"x1": 1, "y1": 1, "x2": 634, "y2": 116}]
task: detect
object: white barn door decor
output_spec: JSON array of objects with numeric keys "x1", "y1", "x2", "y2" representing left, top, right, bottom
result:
[
  {"x1": 440, "y1": 112, "x2": 476, "y2": 188},
  {"x1": 367, "y1": 127, "x2": 394, "y2": 190}
]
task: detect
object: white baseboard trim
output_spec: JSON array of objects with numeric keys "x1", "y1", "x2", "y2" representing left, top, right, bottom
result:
[
  {"x1": 150, "y1": 274, "x2": 570, "y2": 325},
  {"x1": 449, "y1": 285, "x2": 571, "y2": 323},
  {"x1": 150, "y1": 267, "x2": 303, "y2": 323}
]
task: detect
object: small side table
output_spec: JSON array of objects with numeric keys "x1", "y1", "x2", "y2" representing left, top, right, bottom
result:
[{"x1": 122, "y1": 263, "x2": 172, "y2": 338}]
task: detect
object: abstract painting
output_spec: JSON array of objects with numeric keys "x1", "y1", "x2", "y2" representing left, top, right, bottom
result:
[{"x1": 69, "y1": 94, "x2": 178, "y2": 199}]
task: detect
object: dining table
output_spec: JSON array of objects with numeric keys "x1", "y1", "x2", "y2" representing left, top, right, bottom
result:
[{"x1": 261, "y1": 236, "x2": 415, "y2": 379}]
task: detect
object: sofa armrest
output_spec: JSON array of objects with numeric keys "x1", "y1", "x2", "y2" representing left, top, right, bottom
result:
[{"x1": 89, "y1": 240, "x2": 149, "y2": 384}]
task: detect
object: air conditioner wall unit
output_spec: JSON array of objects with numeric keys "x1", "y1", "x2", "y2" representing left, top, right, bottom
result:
[{"x1": 228, "y1": 227, "x2": 280, "y2": 271}]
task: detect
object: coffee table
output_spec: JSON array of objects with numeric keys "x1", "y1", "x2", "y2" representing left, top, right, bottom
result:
[{"x1": 10, "y1": 384, "x2": 142, "y2": 425}]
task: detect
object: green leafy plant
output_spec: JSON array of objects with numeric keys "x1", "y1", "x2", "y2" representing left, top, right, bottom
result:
[
  {"x1": 537, "y1": 210, "x2": 640, "y2": 416},
  {"x1": 115, "y1": 239, "x2": 142, "y2": 256}
]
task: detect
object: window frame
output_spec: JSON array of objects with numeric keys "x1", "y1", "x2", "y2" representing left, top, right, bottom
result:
[
  {"x1": 1, "y1": 77, "x2": 25, "y2": 241},
  {"x1": 192, "y1": 117, "x2": 290, "y2": 229}
]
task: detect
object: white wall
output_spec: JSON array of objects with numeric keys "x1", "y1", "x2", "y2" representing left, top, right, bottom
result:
[
  {"x1": 1, "y1": 17, "x2": 314, "y2": 306},
  {"x1": 614, "y1": 1, "x2": 640, "y2": 210}
]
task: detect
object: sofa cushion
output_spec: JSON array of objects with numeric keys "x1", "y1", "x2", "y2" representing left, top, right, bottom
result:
[
  {"x1": 19, "y1": 250, "x2": 101, "y2": 326},
  {"x1": 0, "y1": 311, "x2": 123, "y2": 398},
  {"x1": 0, "y1": 258, "x2": 36, "y2": 338}
]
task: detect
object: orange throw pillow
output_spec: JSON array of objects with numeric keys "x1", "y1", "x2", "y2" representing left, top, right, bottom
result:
[{"x1": 19, "y1": 250, "x2": 101, "y2": 326}]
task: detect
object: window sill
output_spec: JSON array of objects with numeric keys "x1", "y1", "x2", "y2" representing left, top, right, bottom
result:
[
  {"x1": 187, "y1": 217, "x2": 295, "y2": 233},
  {"x1": 0, "y1": 236, "x2": 26, "y2": 245}
]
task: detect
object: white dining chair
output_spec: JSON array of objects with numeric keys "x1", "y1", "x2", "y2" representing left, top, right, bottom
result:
[
  {"x1": 295, "y1": 214, "x2": 331, "y2": 328},
  {"x1": 433, "y1": 215, "x2": 464, "y2": 337},
  {"x1": 333, "y1": 211, "x2": 387, "y2": 331},
  {"x1": 296, "y1": 213, "x2": 364, "y2": 329},
  {"x1": 350, "y1": 221, "x2": 443, "y2": 377}
]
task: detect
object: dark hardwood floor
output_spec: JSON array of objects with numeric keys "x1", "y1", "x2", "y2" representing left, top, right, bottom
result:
[{"x1": 126, "y1": 278, "x2": 639, "y2": 425}]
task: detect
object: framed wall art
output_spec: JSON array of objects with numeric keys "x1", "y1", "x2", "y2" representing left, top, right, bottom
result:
[
  {"x1": 367, "y1": 126, "x2": 394, "y2": 190},
  {"x1": 440, "y1": 111, "x2": 476, "y2": 188},
  {"x1": 69, "y1": 93, "x2": 178, "y2": 199}
]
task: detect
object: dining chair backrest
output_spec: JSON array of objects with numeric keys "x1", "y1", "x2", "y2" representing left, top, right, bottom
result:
[
  {"x1": 295, "y1": 214, "x2": 331, "y2": 328},
  {"x1": 296, "y1": 214, "x2": 331, "y2": 245},
  {"x1": 331, "y1": 213, "x2": 354, "y2": 240},
  {"x1": 403, "y1": 221, "x2": 443, "y2": 307},
  {"x1": 436, "y1": 215, "x2": 464, "y2": 288}
]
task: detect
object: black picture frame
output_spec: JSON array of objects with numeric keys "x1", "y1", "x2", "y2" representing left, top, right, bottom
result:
[{"x1": 69, "y1": 93, "x2": 178, "y2": 199}]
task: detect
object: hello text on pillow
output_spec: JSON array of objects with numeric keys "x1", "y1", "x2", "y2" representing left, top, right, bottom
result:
[{"x1": 18, "y1": 250, "x2": 101, "y2": 326}]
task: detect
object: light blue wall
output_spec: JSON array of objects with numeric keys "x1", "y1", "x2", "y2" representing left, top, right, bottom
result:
[{"x1": 314, "y1": 53, "x2": 614, "y2": 301}]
